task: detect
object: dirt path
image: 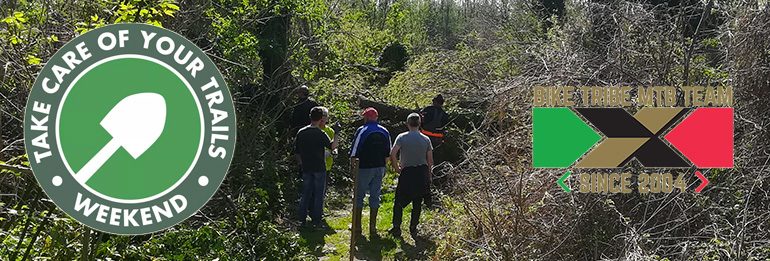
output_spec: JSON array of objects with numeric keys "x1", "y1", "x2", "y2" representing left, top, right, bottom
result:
[{"x1": 296, "y1": 171, "x2": 437, "y2": 260}]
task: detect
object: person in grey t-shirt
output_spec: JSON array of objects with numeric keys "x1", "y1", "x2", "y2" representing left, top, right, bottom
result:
[{"x1": 388, "y1": 113, "x2": 433, "y2": 238}]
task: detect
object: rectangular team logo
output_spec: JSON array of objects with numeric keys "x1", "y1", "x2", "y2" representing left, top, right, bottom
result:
[{"x1": 532, "y1": 86, "x2": 733, "y2": 193}]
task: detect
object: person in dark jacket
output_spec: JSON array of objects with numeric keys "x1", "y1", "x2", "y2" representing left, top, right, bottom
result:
[
  {"x1": 291, "y1": 85, "x2": 319, "y2": 134},
  {"x1": 350, "y1": 107, "x2": 391, "y2": 238},
  {"x1": 420, "y1": 94, "x2": 449, "y2": 147}
]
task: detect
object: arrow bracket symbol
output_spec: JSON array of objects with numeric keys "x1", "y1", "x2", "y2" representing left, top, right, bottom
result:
[
  {"x1": 694, "y1": 170, "x2": 709, "y2": 193},
  {"x1": 557, "y1": 171, "x2": 572, "y2": 193}
]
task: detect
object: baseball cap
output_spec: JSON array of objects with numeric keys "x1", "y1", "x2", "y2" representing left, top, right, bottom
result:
[{"x1": 362, "y1": 107, "x2": 378, "y2": 120}]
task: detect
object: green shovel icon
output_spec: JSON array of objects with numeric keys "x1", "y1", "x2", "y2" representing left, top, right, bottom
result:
[{"x1": 74, "y1": 93, "x2": 167, "y2": 184}]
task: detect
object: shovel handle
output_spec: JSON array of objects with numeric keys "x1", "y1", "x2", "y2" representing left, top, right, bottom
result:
[{"x1": 75, "y1": 138, "x2": 121, "y2": 184}]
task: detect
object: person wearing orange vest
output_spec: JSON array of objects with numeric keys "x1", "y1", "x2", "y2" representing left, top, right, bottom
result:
[{"x1": 420, "y1": 94, "x2": 449, "y2": 147}]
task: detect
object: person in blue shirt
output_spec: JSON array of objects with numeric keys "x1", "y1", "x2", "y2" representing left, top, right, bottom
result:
[{"x1": 350, "y1": 107, "x2": 391, "y2": 238}]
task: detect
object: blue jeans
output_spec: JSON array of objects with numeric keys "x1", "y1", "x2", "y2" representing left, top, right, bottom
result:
[
  {"x1": 356, "y1": 167, "x2": 385, "y2": 208},
  {"x1": 298, "y1": 171, "x2": 326, "y2": 224}
]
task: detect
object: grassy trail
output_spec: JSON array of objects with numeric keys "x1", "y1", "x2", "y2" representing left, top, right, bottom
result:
[{"x1": 296, "y1": 169, "x2": 437, "y2": 260}]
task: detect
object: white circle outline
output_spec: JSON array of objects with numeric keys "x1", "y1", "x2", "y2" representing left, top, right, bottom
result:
[{"x1": 55, "y1": 54, "x2": 205, "y2": 204}]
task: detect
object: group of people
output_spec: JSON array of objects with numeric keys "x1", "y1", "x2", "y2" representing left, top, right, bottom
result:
[{"x1": 291, "y1": 85, "x2": 448, "y2": 240}]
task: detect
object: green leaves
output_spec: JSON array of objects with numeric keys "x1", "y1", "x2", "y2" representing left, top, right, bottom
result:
[
  {"x1": 114, "y1": 2, "x2": 138, "y2": 23},
  {"x1": 9, "y1": 35, "x2": 21, "y2": 45},
  {"x1": 2, "y1": 11, "x2": 28, "y2": 28},
  {"x1": 159, "y1": 2, "x2": 180, "y2": 16},
  {"x1": 74, "y1": 0, "x2": 181, "y2": 32},
  {"x1": 46, "y1": 34, "x2": 59, "y2": 43},
  {"x1": 26, "y1": 55, "x2": 42, "y2": 65},
  {"x1": 2, "y1": 11, "x2": 29, "y2": 44},
  {"x1": 75, "y1": 14, "x2": 105, "y2": 34}
]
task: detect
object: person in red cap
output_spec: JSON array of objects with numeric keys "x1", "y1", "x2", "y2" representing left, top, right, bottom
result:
[{"x1": 350, "y1": 107, "x2": 391, "y2": 238}]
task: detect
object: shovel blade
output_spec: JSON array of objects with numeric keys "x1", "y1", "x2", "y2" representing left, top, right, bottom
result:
[{"x1": 100, "y1": 92, "x2": 167, "y2": 159}]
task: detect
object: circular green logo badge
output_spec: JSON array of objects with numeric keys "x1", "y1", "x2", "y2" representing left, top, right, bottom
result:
[{"x1": 23, "y1": 23, "x2": 236, "y2": 235}]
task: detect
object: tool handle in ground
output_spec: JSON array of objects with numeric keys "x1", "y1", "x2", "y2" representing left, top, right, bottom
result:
[
  {"x1": 75, "y1": 138, "x2": 121, "y2": 184},
  {"x1": 349, "y1": 159, "x2": 360, "y2": 261}
]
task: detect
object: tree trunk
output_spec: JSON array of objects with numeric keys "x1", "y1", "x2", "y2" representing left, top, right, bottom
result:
[
  {"x1": 259, "y1": 11, "x2": 292, "y2": 104},
  {"x1": 356, "y1": 96, "x2": 483, "y2": 132}
]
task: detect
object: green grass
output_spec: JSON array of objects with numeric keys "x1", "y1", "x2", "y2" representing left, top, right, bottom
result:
[{"x1": 296, "y1": 169, "x2": 437, "y2": 260}]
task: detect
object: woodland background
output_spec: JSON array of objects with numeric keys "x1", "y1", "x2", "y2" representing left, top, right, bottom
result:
[{"x1": 1, "y1": 0, "x2": 770, "y2": 260}]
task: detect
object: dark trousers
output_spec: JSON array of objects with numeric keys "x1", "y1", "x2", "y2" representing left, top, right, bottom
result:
[
  {"x1": 298, "y1": 171, "x2": 325, "y2": 224},
  {"x1": 393, "y1": 196, "x2": 422, "y2": 231},
  {"x1": 393, "y1": 165, "x2": 429, "y2": 231}
]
